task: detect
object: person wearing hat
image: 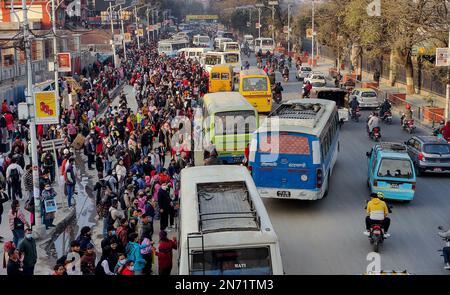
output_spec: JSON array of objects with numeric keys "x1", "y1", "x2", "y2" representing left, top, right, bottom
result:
[
  {"x1": 153, "y1": 230, "x2": 177, "y2": 275},
  {"x1": 364, "y1": 192, "x2": 391, "y2": 238},
  {"x1": 80, "y1": 243, "x2": 96, "y2": 275}
]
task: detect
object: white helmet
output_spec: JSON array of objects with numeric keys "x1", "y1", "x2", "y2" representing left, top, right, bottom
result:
[{"x1": 63, "y1": 149, "x2": 69, "y2": 155}]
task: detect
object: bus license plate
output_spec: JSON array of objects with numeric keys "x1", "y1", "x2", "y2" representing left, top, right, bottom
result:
[
  {"x1": 277, "y1": 191, "x2": 291, "y2": 198},
  {"x1": 391, "y1": 183, "x2": 399, "y2": 188},
  {"x1": 434, "y1": 168, "x2": 442, "y2": 172}
]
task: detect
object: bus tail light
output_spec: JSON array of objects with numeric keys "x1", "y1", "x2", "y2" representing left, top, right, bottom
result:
[
  {"x1": 373, "y1": 180, "x2": 378, "y2": 187},
  {"x1": 248, "y1": 166, "x2": 253, "y2": 174},
  {"x1": 412, "y1": 182, "x2": 416, "y2": 190},
  {"x1": 418, "y1": 153, "x2": 424, "y2": 161},
  {"x1": 316, "y1": 168, "x2": 322, "y2": 188}
]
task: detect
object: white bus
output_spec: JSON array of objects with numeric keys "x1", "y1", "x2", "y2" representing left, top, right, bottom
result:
[
  {"x1": 193, "y1": 35, "x2": 212, "y2": 48},
  {"x1": 178, "y1": 165, "x2": 284, "y2": 275},
  {"x1": 214, "y1": 37, "x2": 232, "y2": 50},
  {"x1": 158, "y1": 39, "x2": 189, "y2": 57},
  {"x1": 201, "y1": 51, "x2": 242, "y2": 77},
  {"x1": 177, "y1": 47, "x2": 209, "y2": 62},
  {"x1": 221, "y1": 41, "x2": 240, "y2": 52},
  {"x1": 254, "y1": 37, "x2": 275, "y2": 55}
]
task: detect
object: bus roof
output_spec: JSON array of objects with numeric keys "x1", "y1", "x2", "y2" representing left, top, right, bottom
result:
[
  {"x1": 211, "y1": 64, "x2": 233, "y2": 72},
  {"x1": 180, "y1": 166, "x2": 278, "y2": 240},
  {"x1": 203, "y1": 92, "x2": 256, "y2": 114},
  {"x1": 240, "y1": 69, "x2": 268, "y2": 77},
  {"x1": 255, "y1": 37, "x2": 274, "y2": 40},
  {"x1": 257, "y1": 99, "x2": 337, "y2": 137}
]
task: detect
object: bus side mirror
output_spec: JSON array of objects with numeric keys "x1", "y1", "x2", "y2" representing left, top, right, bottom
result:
[
  {"x1": 404, "y1": 141, "x2": 409, "y2": 146},
  {"x1": 366, "y1": 151, "x2": 370, "y2": 157}
]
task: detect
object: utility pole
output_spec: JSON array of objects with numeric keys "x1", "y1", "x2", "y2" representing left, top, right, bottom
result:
[
  {"x1": 134, "y1": 6, "x2": 140, "y2": 49},
  {"x1": 152, "y1": 9, "x2": 155, "y2": 40},
  {"x1": 446, "y1": 28, "x2": 450, "y2": 120},
  {"x1": 312, "y1": 0, "x2": 315, "y2": 67},
  {"x1": 108, "y1": 2, "x2": 118, "y2": 67},
  {"x1": 21, "y1": 0, "x2": 41, "y2": 233},
  {"x1": 257, "y1": 7, "x2": 261, "y2": 39},
  {"x1": 51, "y1": 0, "x2": 59, "y2": 121},
  {"x1": 287, "y1": 2, "x2": 291, "y2": 54},
  {"x1": 120, "y1": 6, "x2": 126, "y2": 61},
  {"x1": 271, "y1": 4, "x2": 275, "y2": 41},
  {"x1": 146, "y1": 8, "x2": 150, "y2": 43}
]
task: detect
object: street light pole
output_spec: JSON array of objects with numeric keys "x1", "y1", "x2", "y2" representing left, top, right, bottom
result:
[
  {"x1": 271, "y1": 4, "x2": 275, "y2": 42},
  {"x1": 21, "y1": 0, "x2": 41, "y2": 233},
  {"x1": 287, "y1": 3, "x2": 291, "y2": 54},
  {"x1": 51, "y1": 0, "x2": 59, "y2": 121},
  {"x1": 311, "y1": 0, "x2": 315, "y2": 67},
  {"x1": 108, "y1": 2, "x2": 118, "y2": 67},
  {"x1": 119, "y1": 5, "x2": 126, "y2": 61},
  {"x1": 446, "y1": 27, "x2": 450, "y2": 120},
  {"x1": 258, "y1": 8, "x2": 261, "y2": 38},
  {"x1": 134, "y1": 6, "x2": 140, "y2": 49},
  {"x1": 152, "y1": 9, "x2": 155, "y2": 40},
  {"x1": 146, "y1": 8, "x2": 150, "y2": 43}
]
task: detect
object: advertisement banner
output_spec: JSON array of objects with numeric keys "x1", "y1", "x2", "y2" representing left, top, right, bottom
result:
[
  {"x1": 256, "y1": 22, "x2": 261, "y2": 29},
  {"x1": 114, "y1": 34, "x2": 122, "y2": 45},
  {"x1": 436, "y1": 48, "x2": 449, "y2": 67},
  {"x1": 57, "y1": 53, "x2": 71, "y2": 72},
  {"x1": 186, "y1": 15, "x2": 218, "y2": 21},
  {"x1": 156, "y1": 22, "x2": 161, "y2": 29},
  {"x1": 124, "y1": 33, "x2": 131, "y2": 43},
  {"x1": 306, "y1": 28, "x2": 313, "y2": 38},
  {"x1": 34, "y1": 91, "x2": 58, "y2": 125},
  {"x1": 137, "y1": 29, "x2": 144, "y2": 37}
]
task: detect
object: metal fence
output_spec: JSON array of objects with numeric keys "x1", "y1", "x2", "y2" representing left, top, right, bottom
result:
[
  {"x1": 320, "y1": 45, "x2": 447, "y2": 97},
  {"x1": 0, "y1": 59, "x2": 49, "y2": 82}
]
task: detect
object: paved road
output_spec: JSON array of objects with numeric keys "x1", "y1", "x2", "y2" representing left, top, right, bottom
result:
[{"x1": 242, "y1": 54, "x2": 450, "y2": 275}]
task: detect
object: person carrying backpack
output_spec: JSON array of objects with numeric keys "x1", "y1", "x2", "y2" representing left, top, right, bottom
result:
[{"x1": 6, "y1": 158, "x2": 23, "y2": 201}]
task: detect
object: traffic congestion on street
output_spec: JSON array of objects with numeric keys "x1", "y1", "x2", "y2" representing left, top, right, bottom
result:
[{"x1": 0, "y1": 0, "x2": 450, "y2": 279}]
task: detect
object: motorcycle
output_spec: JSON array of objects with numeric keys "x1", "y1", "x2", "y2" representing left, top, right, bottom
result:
[
  {"x1": 381, "y1": 110, "x2": 393, "y2": 124},
  {"x1": 365, "y1": 204, "x2": 393, "y2": 253},
  {"x1": 401, "y1": 114, "x2": 416, "y2": 134},
  {"x1": 272, "y1": 92, "x2": 282, "y2": 104},
  {"x1": 350, "y1": 107, "x2": 361, "y2": 122},
  {"x1": 369, "y1": 127, "x2": 381, "y2": 142},
  {"x1": 437, "y1": 226, "x2": 450, "y2": 271}
]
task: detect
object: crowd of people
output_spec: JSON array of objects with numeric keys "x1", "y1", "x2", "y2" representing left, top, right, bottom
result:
[{"x1": 1, "y1": 34, "x2": 215, "y2": 275}]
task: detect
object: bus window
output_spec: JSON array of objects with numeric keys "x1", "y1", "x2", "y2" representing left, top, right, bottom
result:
[
  {"x1": 191, "y1": 247, "x2": 272, "y2": 275},
  {"x1": 221, "y1": 73, "x2": 230, "y2": 80},
  {"x1": 261, "y1": 39, "x2": 273, "y2": 46},
  {"x1": 258, "y1": 133, "x2": 310, "y2": 155},
  {"x1": 242, "y1": 77, "x2": 268, "y2": 92},
  {"x1": 224, "y1": 54, "x2": 239, "y2": 63},
  {"x1": 158, "y1": 44, "x2": 171, "y2": 51},
  {"x1": 214, "y1": 111, "x2": 257, "y2": 135},
  {"x1": 211, "y1": 73, "x2": 220, "y2": 80},
  {"x1": 206, "y1": 56, "x2": 220, "y2": 65}
]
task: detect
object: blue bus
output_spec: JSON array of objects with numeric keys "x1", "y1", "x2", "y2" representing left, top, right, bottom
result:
[{"x1": 248, "y1": 99, "x2": 340, "y2": 200}]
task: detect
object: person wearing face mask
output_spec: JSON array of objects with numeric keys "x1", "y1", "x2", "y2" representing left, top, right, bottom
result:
[
  {"x1": 125, "y1": 233, "x2": 146, "y2": 275},
  {"x1": 41, "y1": 183, "x2": 56, "y2": 230},
  {"x1": 158, "y1": 183, "x2": 173, "y2": 232},
  {"x1": 18, "y1": 228, "x2": 37, "y2": 275},
  {"x1": 101, "y1": 225, "x2": 118, "y2": 250},
  {"x1": 76, "y1": 226, "x2": 93, "y2": 256},
  {"x1": 80, "y1": 243, "x2": 96, "y2": 275},
  {"x1": 95, "y1": 241, "x2": 119, "y2": 275}
]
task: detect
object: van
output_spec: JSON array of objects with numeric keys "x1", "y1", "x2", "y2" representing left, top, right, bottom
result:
[
  {"x1": 209, "y1": 64, "x2": 234, "y2": 93},
  {"x1": 178, "y1": 47, "x2": 208, "y2": 62},
  {"x1": 222, "y1": 41, "x2": 240, "y2": 52}
]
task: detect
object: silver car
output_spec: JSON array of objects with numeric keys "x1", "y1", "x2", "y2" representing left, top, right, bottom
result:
[
  {"x1": 296, "y1": 66, "x2": 312, "y2": 81},
  {"x1": 349, "y1": 88, "x2": 380, "y2": 108},
  {"x1": 405, "y1": 136, "x2": 450, "y2": 175}
]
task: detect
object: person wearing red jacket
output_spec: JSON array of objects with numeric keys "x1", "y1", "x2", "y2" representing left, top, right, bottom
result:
[
  {"x1": 441, "y1": 121, "x2": 450, "y2": 141},
  {"x1": 153, "y1": 230, "x2": 177, "y2": 275}
]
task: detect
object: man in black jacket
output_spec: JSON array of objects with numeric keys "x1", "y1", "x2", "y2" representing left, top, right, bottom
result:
[
  {"x1": 157, "y1": 183, "x2": 173, "y2": 231},
  {"x1": 0, "y1": 185, "x2": 9, "y2": 241}
]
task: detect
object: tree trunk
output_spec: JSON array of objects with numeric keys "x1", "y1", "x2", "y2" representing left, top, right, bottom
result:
[
  {"x1": 389, "y1": 50, "x2": 397, "y2": 86},
  {"x1": 405, "y1": 51, "x2": 414, "y2": 94}
]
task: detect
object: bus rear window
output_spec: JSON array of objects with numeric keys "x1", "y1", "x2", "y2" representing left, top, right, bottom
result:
[
  {"x1": 211, "y1": 73, "x2": 220, "y2": 80},
  {"x1": 221, "y1": 73, "x2": 230, "y2": 80},
  {"x1": 191, "y1": 247, "x2": 272, "y2": 275},
  {"x1": 224, "y1": 54, "x2": 239, "y2": 63},
  {"x1": 214, "y1": 111, "x2": 257, "y2": 135},
  {"x1": 377, "y1": 158, "x2": 413, "y2": 179},
  {"x1": 258, "y1": 134, "x2": 310, "y2": 155},
  {"x1": 243, "y1": 77, "x2": 268, "y2": 91}
]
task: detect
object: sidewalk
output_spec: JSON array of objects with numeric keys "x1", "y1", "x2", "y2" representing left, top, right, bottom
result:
[{"x1": 321, "y1": 56, "x2": 446, "y2": 130}]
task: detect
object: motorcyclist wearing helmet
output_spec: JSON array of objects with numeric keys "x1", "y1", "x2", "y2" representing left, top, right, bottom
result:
[
  {"x1": 379, "y1": 99, "x2": 392, "y2": 118},
  {"x1": 365, "y1": 192, "x2": 391, "y2": 238},
  {"x1": 283, "y1": 66, "x2": 289, "y2": 77},
  {"x1": 440, "y1": 120, "x2": 450, "y2": 141},
  {"x1": 349, "y1": 96, "x2": 359, "y2": 112},
  {"x1": 438, "y1": 227, "x2": 450, "y2": 269},
  {"x1": 244, "y1": 61, "x2": 250, "y2": 70},
  {"x1": 402, "y1": 104, "x2": 413, "y2": 126}
]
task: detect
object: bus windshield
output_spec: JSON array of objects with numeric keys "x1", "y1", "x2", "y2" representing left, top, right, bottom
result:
[
  {"x1": 261, "y1": 39, "x2": 273, "y2": 46},
  {"x1": 214, "y1": 110, "x2": 257, "y2": 135},
  {"x1": 377, "y1": 158, "x2": 414, "y2": 179},
  {"x1": 191, "y1": 247, "x2": 272, "y2": 275},
  {"x1": 224, "y1": 53, "x2": 239, "y2": 63},
  {"x1": 226, "y1": 44, "x2": 239, "y2": 50},
  {"x1": 205, "y1": 55, "x2": 221, "y2": 65},
  {"x1": 199, "y1": 37, "x2": 210, "y2": 43},
  {"x1": 158, "y1": 44, "x2": 171, "y2": 51},
  {"x1": 243, "y1": 77, "x2": 268, "y2": 92},
  {"x1": 223, "y1": 32, "x2": 234, "y2": 39}
]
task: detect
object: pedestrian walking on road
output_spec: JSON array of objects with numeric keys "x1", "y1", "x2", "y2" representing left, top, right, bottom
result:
[
  {"x1": 64, "y1": 158, "x2": 76, "y2": 208},
  {"x1": 153, "y1": 230, "x2": 177, "y2": 275},
  {"x1": 18, "y1": 228, "x2": 37, "y2": 275},
  {"x1": 6, "y1": 157, "x2": 24, "y2": 201},
  {"x1": 8, "y1": 200, "x2": 29, "y2": 247},
  {"x1": 0, "y1": 185, "x2": 9, "y2": 242},
  {"x1": 80, "y1": 243, "x2": 96, "y2": 275}
]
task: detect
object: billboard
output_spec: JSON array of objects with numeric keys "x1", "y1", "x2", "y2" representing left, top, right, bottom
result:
[
  {"x1": 137, "y1": 29, "x2": 144, "y2": 37},
  {"x1": 186, "y1": 15, "x2": 219, "y2": 21},
  {"x1": 436, "y1": 48, "x2": 450, "y2": 67},
  {"x1": 57, "y1": 53, "x2": 71, "y2": 72},
  {"x1": 34, "y1": 91, "x2": 58, "y2": 125},
  {"x1": 124, "y1": 33, "x2": 131, "y2": 43}
]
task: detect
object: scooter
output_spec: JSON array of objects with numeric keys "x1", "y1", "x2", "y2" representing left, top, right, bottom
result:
[
  {"x1": 401, "y1": 114, "x2": 416, "y2": 134},
  {"x1": 272, "y1": 92, "x2": 282, "y2": 104},
  {"x1": 369, "y1": 127, "x2": 382, "y2": 142},
  {"x1": 381, "y1": 110, "x2": 393, "y2": 124},
  {"x1": 437, "y1": 226, "x2": 450, "y2": 270},
  {"x1": 350, "y1": 107, "x2": 361, "y2": 122}
]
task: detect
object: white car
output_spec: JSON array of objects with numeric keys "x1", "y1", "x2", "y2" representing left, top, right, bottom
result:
[
  {"x1": 304, "y1": 72, "x2": 327, "y2": 85},
  {"x1": 349, "y1": 88, "x2": 380, "y2": 108},
  {"x1": 295, "y1": 66, "x2": 312, "y2": 81}
]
